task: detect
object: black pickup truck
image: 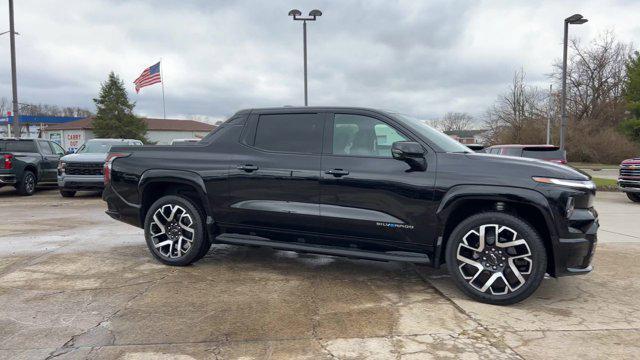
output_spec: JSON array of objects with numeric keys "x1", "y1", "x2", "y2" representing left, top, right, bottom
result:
[
  {"x1": 103, "y1": 107, "x2": 599, "y2": 304},
  {"x1": 0, "y1": 138, "x2": 66, "y2": 195}
]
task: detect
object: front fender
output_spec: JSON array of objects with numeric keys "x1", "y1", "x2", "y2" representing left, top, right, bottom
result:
[{"x1": 433, "y1": 185, "x2": 559, "y2": 268}]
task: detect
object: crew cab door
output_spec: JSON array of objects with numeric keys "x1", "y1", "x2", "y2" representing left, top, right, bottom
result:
[
  {"x1": 36, "y1": 140, "x2": 59, "y2": 182},
  {"x1": 224, "y1": 111, "x2": 326, "y2": 236},
  {"x1": 319, "y1": 112, "x2": 438, "y2": 247}
]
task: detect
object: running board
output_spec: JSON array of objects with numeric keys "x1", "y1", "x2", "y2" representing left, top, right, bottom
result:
[{"x1": 215, "y1": 234, "x2": 431, "y2": 264}]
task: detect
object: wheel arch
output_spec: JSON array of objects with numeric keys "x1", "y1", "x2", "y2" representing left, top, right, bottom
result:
[
  {"x1": 23, "y1": 164, "x2": 38, "y2": 180},
  {"x1": 434, "y1": 185, "x2": 559, "y2": 276},
  {"x1": 139, "y1": 170, "x2": 213, "y2": 229}
]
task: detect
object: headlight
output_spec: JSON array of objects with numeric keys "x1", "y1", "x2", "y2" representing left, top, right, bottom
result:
[
  {"x1": 57, "y1": 162, "x2": 66, "y2": 175},
  {"x1": 532, "y1": 177, "x2": 595, "y2": 190}
]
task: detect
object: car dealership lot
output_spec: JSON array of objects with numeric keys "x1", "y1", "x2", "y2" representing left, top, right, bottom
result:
[{"x1": 0, "y1": 188, "x2": 639, "y2": 359}]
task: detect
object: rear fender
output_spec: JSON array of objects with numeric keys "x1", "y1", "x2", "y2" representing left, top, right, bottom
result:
[{"x1": 139, "y1": 169, "x2": 213, "y2": 223}]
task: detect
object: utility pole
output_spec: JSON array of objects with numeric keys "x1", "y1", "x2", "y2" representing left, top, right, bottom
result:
[{"x1": 8, "y1": 0, "x2": 20, "y2": 138}]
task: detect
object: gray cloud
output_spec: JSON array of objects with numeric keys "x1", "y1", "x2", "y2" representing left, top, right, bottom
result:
[{"x1": 0, "y1": 0, "x2": 638, "y2": 122}]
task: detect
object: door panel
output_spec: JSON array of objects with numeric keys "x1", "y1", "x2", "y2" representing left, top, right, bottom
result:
[
  {"x1": 224, "y1": 112, "x2": 326, "y2": 236},
  {"x1": 320, "y1": 113, "x2": 438, "y2": 247},
  {"x1": 37, "y1": 140, "x2": 59, "y2": 182}
]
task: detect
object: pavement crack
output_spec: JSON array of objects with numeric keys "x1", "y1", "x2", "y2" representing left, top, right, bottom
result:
[
  {"x1": 44, "y1": 270, "x2": 174, "y2": 359},
  {"x1": 412, "y1": 265, "x2": 526, "y2": 360}
]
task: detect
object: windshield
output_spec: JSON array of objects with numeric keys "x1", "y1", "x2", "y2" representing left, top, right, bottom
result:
[
  {"x1": 389, "y1": 113, "x2": 472, "y2": 153},
  {"x1": 77, "y1": 141, "x2": 125, "y2": 154}
]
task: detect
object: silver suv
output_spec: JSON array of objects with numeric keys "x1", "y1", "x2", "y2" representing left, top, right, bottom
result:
[{"x1": 57, "y1": 138, "x2": 142, "y2": 197}]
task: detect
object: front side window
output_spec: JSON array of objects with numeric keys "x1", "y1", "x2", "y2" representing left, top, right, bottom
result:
[
  {"x1": 51, "y1": 142, "x2": 66, "y2": 156},
  {"x1": 38, "y1": 140, "x2": 53, "y2": 155},
  {"x1": 253, "y1": 114, "x2": 323, "y2": 154},
  {"x1": 333, "y1": 114, "x2": 407, "y2": 157}
]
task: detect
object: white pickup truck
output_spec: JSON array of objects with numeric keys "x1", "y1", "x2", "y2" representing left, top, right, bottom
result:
[{"x1": 57, "y1": 138, "x2": 142, "y2": 197}]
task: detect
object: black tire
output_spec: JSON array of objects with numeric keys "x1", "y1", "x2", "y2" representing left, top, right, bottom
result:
[
  {"x1": 445, "y1": 212, "x2": 547, "y2": 305},
  {"x1": 627, "y1": 193, "x2": 640, "y2": 203},
  {"x1": 60, "y1": 190, "x2": 76, "y2": 198},
  {"x1": 144, "y1": 195, "x2": 208, "y2": 266},
  {"x1": 16, "y1": 171, "x2": 36, "y2": 196}
]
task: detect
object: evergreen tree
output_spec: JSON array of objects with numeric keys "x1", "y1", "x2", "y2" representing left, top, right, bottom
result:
[
  {"x1": 92, "y1": 72, "x2": 148, "y2": 142},
  {"x1": 620, "y1": 51, "x2": 640, "y2": 143},
  {"x1": 625, "y1": 51, "x2": 640, "y2": 119}
]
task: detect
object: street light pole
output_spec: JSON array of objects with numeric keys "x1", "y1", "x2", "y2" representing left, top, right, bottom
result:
[
  {"x1": 303, "y1": 20, "x2": 308, "y2": 106},
  {"x1": 289, "y1": 9, "x2": 322, "y2": 106},
  {"x1": 8, "y1": 0, "x2": 21, "y2": 139},
  {"x1": 560, "y1": 14, "x2": 588, "y2": 151},
  {"x1": 547, "y1": 84, "x2": 552, "y2": 145}
]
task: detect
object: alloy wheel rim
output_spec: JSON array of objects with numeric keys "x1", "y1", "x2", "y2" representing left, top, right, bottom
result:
[
  {"x1": 25, "y1": 174, "x2": 35, "y2": 193},
  {"x1": 456, "y1": 224, "x2": 532, "y2": 295},
  {"x1": 149, "y1": 204, "x2": 195, "y2": 259}
]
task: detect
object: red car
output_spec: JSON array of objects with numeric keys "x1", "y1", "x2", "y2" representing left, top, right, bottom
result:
[
  {"x1": 618, "y1": 157, "x2": 640, "y2": 202},
  {"x1": 485, "y1": 145, "x2": 567, "y2": 164}
]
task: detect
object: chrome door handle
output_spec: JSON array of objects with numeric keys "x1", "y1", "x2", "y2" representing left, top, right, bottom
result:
[
  {"x1": 325, "y1": 169, "x2": 349, "y2": 177},
  {"x1": 237, "y1": 164, "x2": 259, "y2": 172}
]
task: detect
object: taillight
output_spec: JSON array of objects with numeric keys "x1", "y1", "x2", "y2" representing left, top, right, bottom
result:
[
  {"x1": 547, "y1": 159, "x2": 567, "y2": 164},
  {"x1": 3, "y1": 154, "x2": 12, "y2": 169},
  {"x1": 104, "y1": 153, "x2": 129, "y2": 185}
]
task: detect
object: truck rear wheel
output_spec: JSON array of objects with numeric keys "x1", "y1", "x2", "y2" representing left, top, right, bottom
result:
[
  {"x1": 627, "y1": 193, "x2": 640, "y2": 203},
  {"x1": 445, "y1": 212, "x2": 547, "y2": 305},
  {"x1": 144, "y1": 195, "x2": 208, "y2": 266},
  {"x1": 16, "y1": 171, "x2": 36, "y2": 196}
]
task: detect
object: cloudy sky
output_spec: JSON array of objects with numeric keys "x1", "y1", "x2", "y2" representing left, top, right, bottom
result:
[{"x1": 0, "y1": 0, "x2": 639, "y2": 123}]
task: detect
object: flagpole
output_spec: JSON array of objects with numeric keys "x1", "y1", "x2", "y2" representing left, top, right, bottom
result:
[{"x1": 160, "y1": 58, "x2": 166, "y2": 119}]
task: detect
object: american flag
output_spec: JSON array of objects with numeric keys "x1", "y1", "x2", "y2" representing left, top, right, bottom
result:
[{"x1": 134, "y1": 62, "x2": 162, "y2": 93}]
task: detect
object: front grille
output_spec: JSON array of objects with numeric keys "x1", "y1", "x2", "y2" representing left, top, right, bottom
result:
[
  {"x1": 66, "y1": 162, "x2": 103, "y2": 176},
  {"x1": 619, "y1": 165, "x2": 640, "y2": 179}
]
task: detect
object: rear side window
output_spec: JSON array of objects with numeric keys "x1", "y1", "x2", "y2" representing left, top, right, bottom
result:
[
  {"x1": 253, "y1": 113, "x2": 323, "y2": 154},
  {"x1": 502, "y1": 148, "x2": 522, "y2": 156},
  {"x1": 522, "y1": 149, "x2": 566, "y2": 160},
  {"x1": 0, "y1": 140, "x2": 37, "y2": 152}
]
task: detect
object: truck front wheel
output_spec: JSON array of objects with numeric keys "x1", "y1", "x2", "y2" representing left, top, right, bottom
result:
[
  {"x1": 627, "y1": 193, "x2": 640, "y2": 203},
  {"x1": 60, "y1": 190, "x2": 76, "y2": 198},
  {"x1": 445, "y1": 212, "x2": 547, "y2": 305},
  {"x1": 144, "y1": 195, "x2": 208, "y2": 266}
]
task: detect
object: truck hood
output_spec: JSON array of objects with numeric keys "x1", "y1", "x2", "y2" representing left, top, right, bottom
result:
[
  {"x1": 60, "y1": 153, "x2": 108, "y2": 163},
  {"x1": 621, "y1": 157, "x2": 640, "y2": 165},
  {"x1": 463, "y1": 153, "x2": 590, "y2": 181}
]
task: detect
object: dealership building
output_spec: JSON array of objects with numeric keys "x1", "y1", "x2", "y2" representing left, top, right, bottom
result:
[{"x1": 43, "y1": 117, "x2": 216, "y2": 152}]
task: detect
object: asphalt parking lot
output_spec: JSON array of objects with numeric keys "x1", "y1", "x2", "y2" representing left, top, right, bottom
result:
[{"x1": 1, "y1": 187, "x2": 639, "y2": 360}]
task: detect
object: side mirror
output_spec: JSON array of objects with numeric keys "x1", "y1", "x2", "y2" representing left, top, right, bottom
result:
[{"x1": 391, "y1": 141, "x2": 426, "y2": 171}]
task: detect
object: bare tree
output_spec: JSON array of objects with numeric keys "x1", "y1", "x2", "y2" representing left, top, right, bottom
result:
[
  {"x1": 18, "y1": 102, "x2": 92, "y2": 117},
  {"x1": 0, "y1": 97, "x2": 8, "y2": 116},
  {"x1": 551, "y1": 31, "x2": 630, "y2": 127},
  {"x1": 484, "y1": 69, "x2": 547, "y2": 144},
  {"x1": 439, "y1": 112, "x2": 474, "y2": 132}
]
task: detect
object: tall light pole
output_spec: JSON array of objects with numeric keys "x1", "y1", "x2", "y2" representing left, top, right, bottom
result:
[
  {"x1": 547, "y1": 84, "x2": 553, "y2": 145},
  {"x1": 288, "y1": 9, "x2": 322, "y2": 106},
  {"x1": 8, "y1": 0, "x2": 21, "y2": 138},
  {"x1": 560, "y1": 13, "x2": 587, "y2": 151}
]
